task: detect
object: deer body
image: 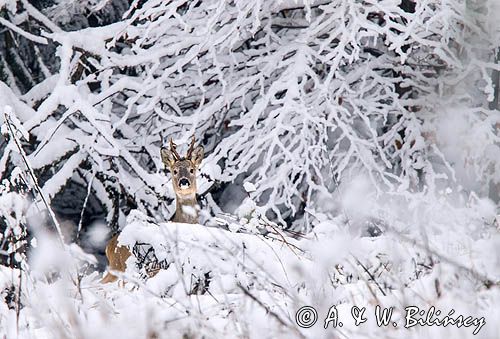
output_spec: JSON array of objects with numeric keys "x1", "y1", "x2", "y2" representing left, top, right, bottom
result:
[
  {"x1": 101, "y1": 137, "x2": 204, "y2": 283},
  {"x1": 173, "y1": 196, "x2": 199, "y2": 224},
  {"x1": 100, "y1": 234, "x2": 131, "y2": 283}
]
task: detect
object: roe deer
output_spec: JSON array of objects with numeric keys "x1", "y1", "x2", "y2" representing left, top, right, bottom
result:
[
  {"x1": 101, "y1": 137, "x2": 204, "y2": 283},
  {"x1": 160, "y1": 137, "x2": 204, "y2": 224}
]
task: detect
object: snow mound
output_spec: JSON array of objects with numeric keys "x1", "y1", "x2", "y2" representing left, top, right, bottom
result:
[{"x1": 117, "y1": 218, "x2": 305, "y2": 296}]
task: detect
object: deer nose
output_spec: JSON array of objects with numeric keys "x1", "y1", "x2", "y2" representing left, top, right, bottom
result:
[{"x1": 179, "y1": 178, "x2": 190, "y2": 189}]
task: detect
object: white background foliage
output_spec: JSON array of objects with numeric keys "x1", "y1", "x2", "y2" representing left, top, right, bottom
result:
[{"x1": 0, "y1": 0, "x2": 499, "y2": 338}]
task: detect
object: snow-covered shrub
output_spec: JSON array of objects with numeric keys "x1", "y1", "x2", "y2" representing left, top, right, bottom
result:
[
  {"x1": 0, "y1": 171, "x2": 28, "y2": 269},
  {"x1": 0, "y1": 1, "x2": 498, "y2": 337},
  {"x1": 0, "y1": 107, "x2": 31, "y2": 269},
  {"x1": 0, "y1": 197, "x2": 498, "y2": 338},
  {"x1": 0, "y1": 0, "x2": 498, "y2": 231}
]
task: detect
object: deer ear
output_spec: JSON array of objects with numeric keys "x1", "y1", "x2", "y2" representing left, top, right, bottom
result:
[
  {"x1": 190, "y1": 145, "x2": 204, "y2": 167},
  {"x1": 161, "y1": 147, "x2": 176, "y2": 167}
]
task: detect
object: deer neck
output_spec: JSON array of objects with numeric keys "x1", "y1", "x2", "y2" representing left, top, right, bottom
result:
[{"x1": 173, "y1": 194, "x2": 199, "y2": 224}]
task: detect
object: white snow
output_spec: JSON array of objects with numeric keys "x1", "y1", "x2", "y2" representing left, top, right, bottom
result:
[
  {"x1": 243, "y1": 181, "x2": 256, "y2": 193},
  {"x1": 0, "y1": 0, "x2": 498, "y2": 338},
  {"x1": 0, "y1": 197, "x2": 498, "y2": 338}
]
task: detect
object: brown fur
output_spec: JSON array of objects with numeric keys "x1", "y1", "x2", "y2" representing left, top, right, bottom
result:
[{"x1": 101, "y1": 234, "x2": 131, "y2": 283}]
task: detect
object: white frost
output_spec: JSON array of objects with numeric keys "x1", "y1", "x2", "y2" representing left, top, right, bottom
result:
[{"x1": 243, "y1": 181, "x2": 257, "y2": 193}]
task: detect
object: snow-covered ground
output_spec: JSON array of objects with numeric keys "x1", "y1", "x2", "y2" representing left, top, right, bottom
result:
[
  {"x1": 1, "y1": 188, "x2": 498, "y2": 339},
  {"x1": 0, "y1": 0, "x2": 499, "y2": 338}
]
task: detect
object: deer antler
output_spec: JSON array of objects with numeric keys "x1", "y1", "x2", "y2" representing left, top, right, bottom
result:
[
  {"x1": 186, "y1": 135, "x2": 196, "y2": 159},
  {"x1": 169, "y1": 138, "x2": 181, "y2": 161}
]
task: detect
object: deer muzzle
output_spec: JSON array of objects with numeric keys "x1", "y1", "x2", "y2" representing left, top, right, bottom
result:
[{"x1": 179, "y1": 178, "x2": 191, "y2": 189}]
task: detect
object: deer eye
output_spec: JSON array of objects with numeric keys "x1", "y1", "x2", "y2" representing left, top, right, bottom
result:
[
  {"x1": 173, "y1": 170, "x2": 178, "y2": 175},
  {"x1": 190, "y1": 169, "x2": 194, "y2": 174}
]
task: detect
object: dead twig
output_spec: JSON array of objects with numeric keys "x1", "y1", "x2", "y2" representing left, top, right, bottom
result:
[
  {"x1": 351, "y1": 255, "x2": 387, "y2": 297},
  {"x1": 237, "y1": 284, "x2": 305, "y2": 339}
]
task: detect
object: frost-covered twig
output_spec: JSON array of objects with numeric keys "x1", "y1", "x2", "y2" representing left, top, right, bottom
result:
[
  {"x1": 76, "y1": 172, "x2": 95, "y2": 243},
  {"x1": 3, "y1": 108, "x2": 65, "y2": 245}
]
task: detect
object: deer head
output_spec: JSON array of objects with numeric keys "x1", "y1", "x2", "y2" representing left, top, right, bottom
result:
[{"x1": 161, "y1": 136, "x2": 204, "y2": 223}]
